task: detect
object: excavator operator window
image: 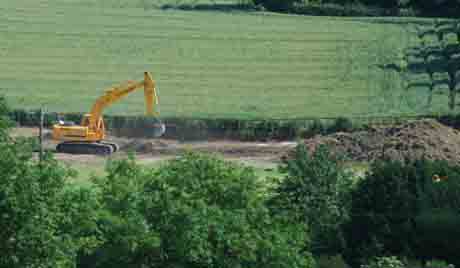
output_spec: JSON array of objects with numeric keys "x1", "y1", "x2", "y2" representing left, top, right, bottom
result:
[{"x1": 58, "y1": 120, "x2": 76, "y2": 126}]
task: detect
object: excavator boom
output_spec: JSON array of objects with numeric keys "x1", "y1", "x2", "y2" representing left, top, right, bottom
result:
[{"x1": 88, "y1": 72, "x2": 159, "y2": 129}]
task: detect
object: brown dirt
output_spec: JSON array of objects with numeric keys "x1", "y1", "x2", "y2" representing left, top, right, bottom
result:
[
  {"x1": 116, "y1": 138, "x2": 296, "y2": 158},
  {"x1": 11, "y1": 127, "x2": 296, "y2": 168},
  {"x1": 300, "y1": 119, "x2": 460, "y2": 164},
  {"x1": 19, "y1": 119, "x2": 460, "y2": 169}
]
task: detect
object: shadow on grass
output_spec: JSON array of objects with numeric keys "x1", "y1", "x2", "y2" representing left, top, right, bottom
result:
[{"x1": 160, "y1": 3, "x2": 257, "y2": 12}]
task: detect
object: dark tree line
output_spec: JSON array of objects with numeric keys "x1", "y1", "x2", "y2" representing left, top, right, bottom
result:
[{"x1": 254, "y1": 0, "x2": 460, "y2": 16}]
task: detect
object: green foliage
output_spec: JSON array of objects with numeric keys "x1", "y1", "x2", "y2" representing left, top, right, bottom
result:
[
  {"x1": 79, "y1": 156, "x2": 161, "y2": 268},
  {"x1": 141, "y1": 152, "x2": 315, "y2": 268},
  {"x1": 0, "y1": 137, "x2": 85, "y2": 267},
  {"x1": 11, "y1": 109, "x2": 358, "y2": 141},
  {"x1": 0, "y1": 95, "x2": 12, "y2": 139},
  {"x1": 80, "y1": 153, "x2": 315, "y2": 268},
  {"x1": 414, "y1": 161, "x2": 460, "y2": 266},
  {"x1": 269, "y1": 143, "x2": 354, "y2": 256},
  {"x1": 425, "y1": 259, "x2": 451, "y2": 268},
  {"x1": 344, "y1": 159, "x2": 460, "y2": 267},
  {"x1": 343, "y1": 160, "x2": 417, "y2": 266},
  {"x1": 294, "y1": 0, "x2": 460, "y2": 16},
  {"x1": 316, "y1": 255, "x2": 349, "y2": 268},
  {"x1": 409, "y1": 0, "x2": 460, "y2": 16},
  {"x1": 57, "y1": 184, "x2": 104, "y2": 258},
  {"x1": 253, "y1": 0, "x2": 301, "y2": 11},
  {"x1": 415, "y1": 209, "x2": 460, "y2": 266},
  {"x1": 329, "y1": 117, "x2": 354, "y2": 133},
  {"x1": 307, "y1": 119, "x2": 326, "y2": 137},
  {"x1": 361, "y1": 256, "x2": 405, "y2": 268}
]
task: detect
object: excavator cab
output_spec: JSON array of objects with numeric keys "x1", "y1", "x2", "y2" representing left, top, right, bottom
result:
[
  {"x1": 80, "y1": 114, "x2": 91, "y2": 127},
  {"x1": 80, "y1": 114, "x2": 104, "y2": 130}
]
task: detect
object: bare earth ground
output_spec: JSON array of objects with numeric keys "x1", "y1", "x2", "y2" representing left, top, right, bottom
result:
[
  {"x1": 17, "y1": 119, "x2": 457, "y2": 180},
  {"x1": 11, "y1": 128, "x2": 296, "y2": 174}
]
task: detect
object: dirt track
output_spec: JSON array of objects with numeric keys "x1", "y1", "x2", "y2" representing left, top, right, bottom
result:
[
  {"x1": 12, "y1": 128, "x2": 296, "y2": 170},
  {"x1": 17, "y1": 119, "x2": 460, "y2": 174}
]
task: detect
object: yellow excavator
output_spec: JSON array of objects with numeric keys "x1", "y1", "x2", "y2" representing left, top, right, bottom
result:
[{"x1": 52, "y1": 72, "x2": 165, "y2": 155}]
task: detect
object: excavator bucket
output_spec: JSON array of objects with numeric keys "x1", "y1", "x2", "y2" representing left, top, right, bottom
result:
[{"x1": 151, "y1": 118, "x2": 166, "y2": 138}]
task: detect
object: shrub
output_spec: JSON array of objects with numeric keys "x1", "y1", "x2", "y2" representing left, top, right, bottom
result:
[
  {"x1": 343, "y1": 158, "x2": 460, "y2": 267},
  {"x1": 141, "y1": 152, "x2": 315, "y2": 268},
  {"x1": 361, "y1": 256, "x2": 405, "y2": 268},
  {"x1": 78, "y1": 156, "x2": 160, "y2": 268},
  {"x1": 0, "y1": 96, "x2": 96, "y2": 267},
  {"x1": 0, "y1": 95, "x2": 12, "y2": 138},
  {"x1": 82, "y1": 153, "x2": 315, "y2": 268},
  {"x1": 0, "y1": 142, "x2": 83, "y2": 267},
  {"x1": 329, "y1": 117, "x2": 354, "y2": 133},
  {"x1": 425, "y1": 259, "x2": 452, "y2": 268},
  {"x1": 253, "y1": 0, "x2": 301, "y2": 11},
  {"x1": 306, "y1": 118, "x2": 326, "y2": 137},
  {"x1": 414, "y1": 162, "x2": 460, "y2": 266},
  {"x1": 58, "y1": 184, "x2": 104, "y2": 262},
  {"x1": 269, "y1": 143, "x2": 354, "y2": 256},
  {"x1": 316, "y1": 254, "x2": 349, "y2": 268},
  {"x1": 343, "y1": 160, "x2": 417, "y2": 266}
]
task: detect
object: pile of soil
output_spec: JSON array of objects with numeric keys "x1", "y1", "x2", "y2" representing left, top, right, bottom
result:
[{"x1": 299, "y1": 119, "x2": 460, "y2": 164}]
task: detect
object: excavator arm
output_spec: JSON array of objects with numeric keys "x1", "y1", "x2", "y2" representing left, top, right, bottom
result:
[{"x1": 88, "y1": 72, "x2": 159, "y2": 129}]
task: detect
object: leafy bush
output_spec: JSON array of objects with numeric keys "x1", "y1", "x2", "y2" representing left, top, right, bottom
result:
[
  {"x1": 361, "y1": 256, "x2": 405, "y2": 268},
  {"x1": 329, "y1": 117, "x2": 354, "y2": 133},
  {"x1": 306, "y1": 119, "x2": 326, "y2": 137},
  {"x1": 0, "y1": 96, "x2": 89, "y2": 267},
  {"x1": 253, "y1": 0, "x2": 301, "y2": 11},
  {"x1": 269, "y1": 143, "x2": 354, "y2": 256},
  {"x1": 414, "y1": 162, "x2": 460, "y2": 267},
  {"x1": 0, "y1": 95, "x2": 12, "y2": 139},
  {"x1": 343, "y1": 158, "x2": 460, "y2": 267},
  {"x1": 141, "y1": 152, "x2": 315, "y2": 268},
  {"x1": 343, "y1": 160, "x2": 417, "y2": 266},
  {"x1": 425, "y1": 259, "x2": 452, "y2": 268},
  {"x1": 58, "y1": 184, "x2": 104, "y2": 263},
  {"x1": 81, "y1": 153, "x2": 315, "y2": 268},
  {"x1": 0, "y1": 141, "x2": 85, "y2": 267},
  {"x1": 78, "y1": 156, "x2": 160, "y2": 268},
  {"x1": 317, "y1": 255, "x2": 349, "y2": 268}
]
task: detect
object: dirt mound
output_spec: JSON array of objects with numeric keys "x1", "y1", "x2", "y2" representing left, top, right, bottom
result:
[{"x1": 300, "y1": 119, "x2": 460, "y2": 164}]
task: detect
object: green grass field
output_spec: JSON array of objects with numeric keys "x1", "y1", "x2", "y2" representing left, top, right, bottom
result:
[{"x1": 1, "y1": 0, "x2": 448, "y2": 119}]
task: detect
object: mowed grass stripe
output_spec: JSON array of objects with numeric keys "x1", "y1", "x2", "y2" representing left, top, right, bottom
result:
[{"x1": 1, "y1": 0, "x2": 437, "y2": 119}]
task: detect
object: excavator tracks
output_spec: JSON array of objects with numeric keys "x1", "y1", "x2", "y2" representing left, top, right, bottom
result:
[{"x1": 56, "y1": 141, "x2": 118, "y2": 155}]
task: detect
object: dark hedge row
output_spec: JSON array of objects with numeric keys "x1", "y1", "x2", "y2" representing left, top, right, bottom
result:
[
  {"x1": 12, "y1": 109, "x2": 460, "y2": 141},
  {"x1": 9, "y1": 109, "x2": 360, "y2": 141}
]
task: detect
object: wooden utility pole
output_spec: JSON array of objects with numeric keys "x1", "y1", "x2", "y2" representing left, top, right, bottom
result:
[{"x1": 39, "y1": 107, "x2": 44, "y2": 164}]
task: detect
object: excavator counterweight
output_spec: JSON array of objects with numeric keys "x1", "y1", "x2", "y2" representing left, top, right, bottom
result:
[{"x1": 52, "y1": 72, "x2": 165, "y2": 155}]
